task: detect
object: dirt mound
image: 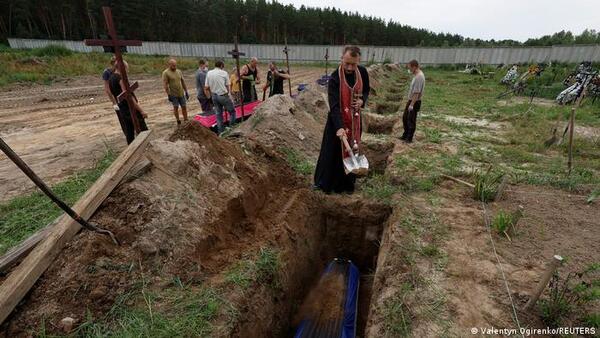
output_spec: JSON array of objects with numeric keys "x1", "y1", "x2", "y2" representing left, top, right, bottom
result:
[
  {"x1": 235, "y1": 88, "x2": 328, "y2": 159},
  {"x1": 1, "y1": 121, "x2": 302, "y2": 336}
]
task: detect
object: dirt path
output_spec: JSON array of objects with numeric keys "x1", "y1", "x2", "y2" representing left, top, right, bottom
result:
[{"x1": 0, "y1": 66, "x2": 324, "y2": 202}]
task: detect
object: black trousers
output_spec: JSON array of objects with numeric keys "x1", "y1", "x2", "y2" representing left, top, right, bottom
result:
[
  {"x1": 119, "y1": 110, "x2": 148, "y2": 144},
  {"x1": 401, "y1": 100, "x2": 421, "y2": 141}
]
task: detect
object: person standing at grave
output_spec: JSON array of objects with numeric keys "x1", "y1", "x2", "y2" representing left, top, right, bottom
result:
[
  {"x1": 314, "y1": 46, "x2": 370, "y2": 194},
  {"x1": 195, "y1": 59, "x2": 212, "y2": 115},
  {"x1": 230, "y1": 67, "x2": 241, "y2": 105},
  {"x1": 109, "y1": 60, "x2": 149, "y2": 144},
  {"x1": 102, "y1": 55, "x2": 128, "y2": 136},
  {"x1": 401, "y1": 59, "x2": 425, "y2": 143},
  {"x1": 162, "y1": 58, "x2": 189, "y2": 125},
  {"x1": 204, "y1": 60, "x2": 237, "y2": 135},
  {"x1": 263, "y1": 61, "x2": 291, "y2": 97},
  {"x1": 240, "y1": 57, "x2": 261, "y2": 103}
]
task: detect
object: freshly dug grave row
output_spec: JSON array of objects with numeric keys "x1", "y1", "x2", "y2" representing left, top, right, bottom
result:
[
  {"x1": 362, "y1": 85, "x2": 600, "y2": 336},
  {"x1": 228, "y1": 194, "x2": 392, "y2": 336},
  {"x1": 1, "y1": 122, "x2": 307, "y2": 335},
  {"x1": 1, "y1": 80, "x2": 398, "y2": 336}
]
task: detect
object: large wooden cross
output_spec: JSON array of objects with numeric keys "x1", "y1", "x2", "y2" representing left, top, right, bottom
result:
[
  {"x1": 84, "y1": 7, "x2": 143, "y2": 133},
  {"x1": 228, "y1": 36, "x2": 246, "y2": 119},
  {"x1": 282, "y1": 38, "x2": 292, "y2": 97}
]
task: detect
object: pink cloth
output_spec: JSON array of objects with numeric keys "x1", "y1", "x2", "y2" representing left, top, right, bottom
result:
[{"x1": 194, "y1": 101, "x2": 262, "y2": 128}]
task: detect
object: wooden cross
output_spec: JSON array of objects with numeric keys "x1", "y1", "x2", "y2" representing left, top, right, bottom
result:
[
  {"x1": 228, "y1": 36, "x2": 246, "y2": 119},
  {"x1": 84, "y1": 6, "x2": 143, "y2": 133},
  {"x1": 283, "y1": 38, "x2": 292, "y2": 97},
  {"x1": 325, "y1": 48, "x2": 329, "y2": 76}
]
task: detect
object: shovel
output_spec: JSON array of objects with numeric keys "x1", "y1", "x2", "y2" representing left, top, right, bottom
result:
[{"x1": 341, "y1": 135, "x2": 369, "y2": 176}]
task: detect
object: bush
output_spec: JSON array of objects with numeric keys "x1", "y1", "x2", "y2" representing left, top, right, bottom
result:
[{"x1": 32, "y1": 45, "x2": 73, "y2": 57}]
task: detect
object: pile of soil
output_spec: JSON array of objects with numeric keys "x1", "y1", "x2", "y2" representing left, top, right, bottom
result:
[
  {"x1": 235, "y1": 87, "x2": 328, "y2": 159},
  {"x1": 1, "y1": 121, "x2": 303, "y2": 335}
]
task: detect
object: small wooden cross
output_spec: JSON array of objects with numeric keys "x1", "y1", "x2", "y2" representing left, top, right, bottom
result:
[
  {"x1": 84, "y1": 7, "x2": 143, "y2": 133},
  {"x1": 282, "y1": 38, "x2": 292, "y2": 97},
  {"x1": 228, "y1": 36, "x2": 246, "y2": 119},
  {"x1": 325, "y1": 48, "x2": 329, "y2": 75}
]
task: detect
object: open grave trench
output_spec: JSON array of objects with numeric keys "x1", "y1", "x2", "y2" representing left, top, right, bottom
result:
[{"x1": 1, "y1": 65, "x2": 405, "y2": 336}]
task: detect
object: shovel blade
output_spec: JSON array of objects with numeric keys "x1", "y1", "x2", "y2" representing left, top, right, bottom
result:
[{"x1": 343, "y1": 154, "x2": 369, "y2": 176}]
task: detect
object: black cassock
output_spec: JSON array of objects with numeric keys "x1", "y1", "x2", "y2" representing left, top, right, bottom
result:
[{"x1": 314, "y1": 65, "x2": 370, "y2": 193}]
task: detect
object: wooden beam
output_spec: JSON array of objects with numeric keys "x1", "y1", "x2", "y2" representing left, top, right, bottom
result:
[
  {"x1": 0, "y1": 130, "x2": 152, "y2": 324},
  {"x1": 0, "y1": 157, "x2": 152, "y2": 274},
  {"x1": 441, "y1": 174, "x2": 475, "y2": 188},
  {"x1": 0, "y1": 222, "x2": 55, "y2": 274}
]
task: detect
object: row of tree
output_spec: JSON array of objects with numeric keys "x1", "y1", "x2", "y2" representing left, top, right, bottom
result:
[{"x1": 0, "y1": 0, "x2": 598, "y2": 47}]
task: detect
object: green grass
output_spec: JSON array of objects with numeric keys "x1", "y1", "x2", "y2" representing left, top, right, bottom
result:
[
  {"x1": 393, "y1": 149, "x2": 464, "y2": 193},
  {"x1": 473, "y1": 167, "x2": 504, "y2": 202},
  {"x1": 0, "y1": 47, "x2": 327, "y2": 88},
  {"x1": 362, "y1": 174, "x2": 398, "y2": 203},
  {"x1": 382, "y1": 282, "x2": 413, "y2": 336},
  {"x1": 0, "y1": 148, "x2": 117, "y2": 255},
  {"x1": 491, "y1": 209, "x2": 520, "y2": 240},
  {"x1": 72, "y1": 285, "x2": 230, "y2": 337},
  {"x1": 225, "y1": 247, "x2": 280, "y2": 289},
  {"x1": 421, "y1": 67, "x2": 600, "y2": 193},
  {"x1": 422, "y1": 127, "x2": 442, "y2": 144},
  {"x1": 280, "y1": 147, "x2": 315, "y2": 176}
]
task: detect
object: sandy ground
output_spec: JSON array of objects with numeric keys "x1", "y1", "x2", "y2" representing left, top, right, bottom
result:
[{"x1": 0, "y1": 66, "x2": 325, "y2": 202}]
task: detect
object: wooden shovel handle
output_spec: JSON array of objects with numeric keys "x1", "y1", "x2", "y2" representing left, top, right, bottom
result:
[{"x1": 341, "y1": 135, "x2": 354, "y2": 154}]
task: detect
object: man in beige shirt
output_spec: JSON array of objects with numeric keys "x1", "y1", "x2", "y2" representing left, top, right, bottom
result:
[
  {"x1": 162, "y1": 58, "x2": 189, "y2": 125},
  {"x1": 401, "y1": 59, "x2": 425, "y2": 143}
]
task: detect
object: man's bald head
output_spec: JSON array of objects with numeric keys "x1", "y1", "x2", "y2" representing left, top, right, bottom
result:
[
  {"x1": 250, "y1": 57, "x2": 258, "y2": 67},
  {"x1": 168, "y1": 58, "x2": 177, "y2": 70}
]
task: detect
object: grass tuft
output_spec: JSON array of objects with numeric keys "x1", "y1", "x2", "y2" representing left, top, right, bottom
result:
[
  {"x1": 225, "y1": 247, "x2": 280, "y2": 289},
  {"x1": 280, "y1": 147, "x2": 314, "y2": 176},
  {"x1": 472, "y1": 167, "x2": 504, "y2": 202},
  {"x1": 363, "y1": 174, "x2": 397, "y2": 203}
]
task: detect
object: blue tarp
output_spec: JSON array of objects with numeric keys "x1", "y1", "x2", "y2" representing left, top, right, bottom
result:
[{"x1": 294, "y1": 259, "x2": 360, "y2": 338}]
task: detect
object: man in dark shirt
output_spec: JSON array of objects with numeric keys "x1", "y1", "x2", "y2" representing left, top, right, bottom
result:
[
  {"x1": 195, "y1": 59, "x2": 213, "y2": 115},
  {"x1": 263, "y1": 61, "x2": 291, "y2": 97},
  {"x1": 314, "y1": 46, "x2": 370, "y2": 194},
  {"x1": 240, "y1": 57, "x2": 261, "y2": 103},
  {"x1": 102, "y1": 56, "x2": 127, "y2": 136},
  {"x1": 109, "y1": 60, "x2": 149, "y2": 144}
]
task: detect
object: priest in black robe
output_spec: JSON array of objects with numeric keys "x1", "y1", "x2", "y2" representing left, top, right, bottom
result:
[{"x1": 314, "y1": 46, "x2": 370, "y2": 194}]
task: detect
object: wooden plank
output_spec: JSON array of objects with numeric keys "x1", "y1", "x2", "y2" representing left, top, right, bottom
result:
[
  {"x1": 0, "y1": 157, "x2": 152, "y2": 274},
  {"x1": 0, "y1": 221, "x2": 56, "y2": 274},
  {"x1": 0, "y1": 130, "x2": 152, "y2": 324}
]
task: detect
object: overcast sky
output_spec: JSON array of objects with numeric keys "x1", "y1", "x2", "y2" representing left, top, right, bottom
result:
[{"x1": 278, "y1": 0, "x2": 599, "y2": 42}]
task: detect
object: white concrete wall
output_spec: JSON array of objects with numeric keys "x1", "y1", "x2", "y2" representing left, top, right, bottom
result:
[{"x1": 8, "y1": 38, "x2": 600, "y2": 64}]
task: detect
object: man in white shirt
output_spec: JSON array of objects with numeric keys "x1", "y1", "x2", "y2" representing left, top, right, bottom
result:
[
  {"x1": 401, "y1": 59, "x2": 426, "y2": 143},
  {"x1": 205, "y1": 60, "x2": 237, "y2": 134}
]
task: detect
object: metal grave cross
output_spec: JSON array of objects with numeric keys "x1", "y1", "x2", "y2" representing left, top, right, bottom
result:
[
  {"x1": 228, "y1": 36, "x2": 246, "y2": 119},
  {"x1": 282, "y1": 38, "x2": 292, "y2": 97},
  {"x1": 84, "y1": 6, "x2": 143, "y2": 133},
  {"x1": 325, "y1": 48, "x2": 329, "y2": 76}
]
